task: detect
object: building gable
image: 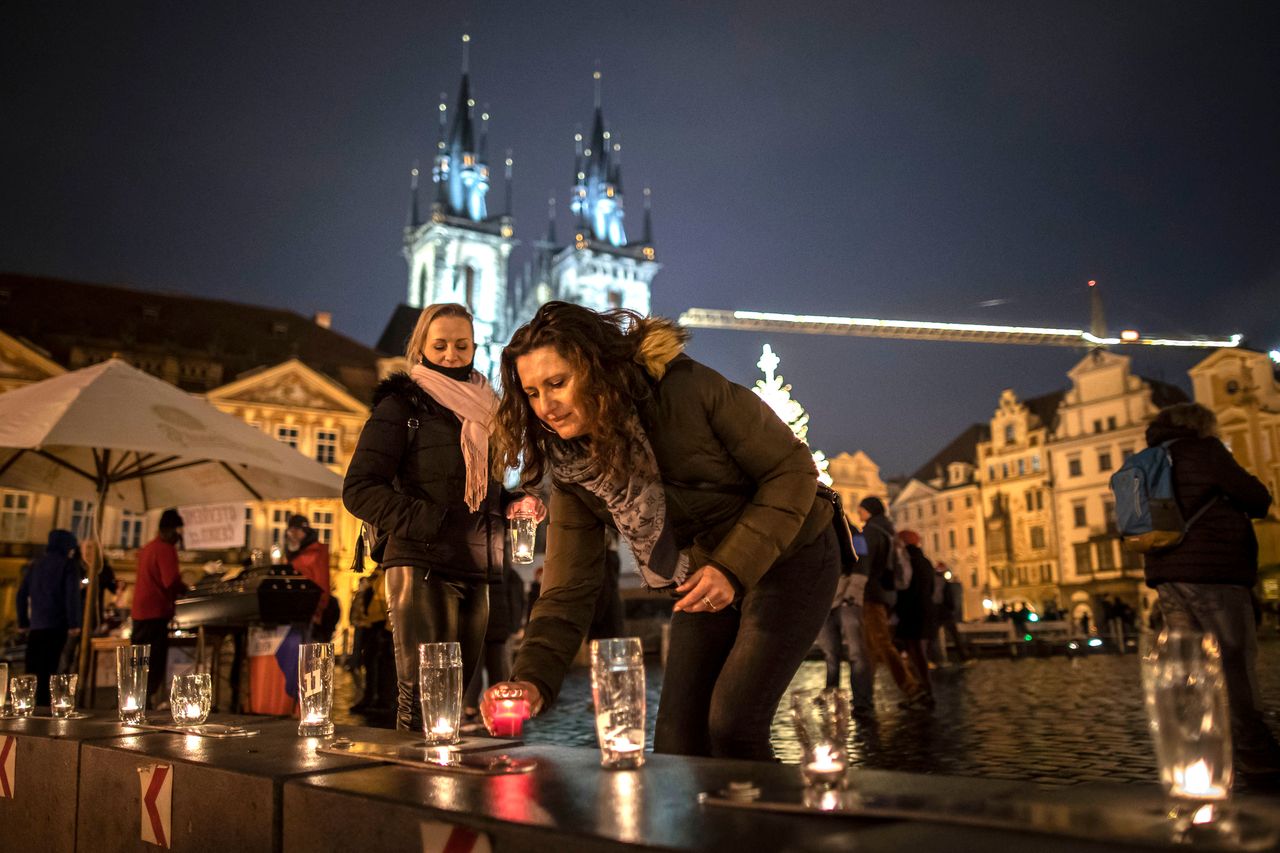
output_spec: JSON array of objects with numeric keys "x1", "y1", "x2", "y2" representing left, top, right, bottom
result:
[
  {"x1": 0, "y1": 330, "x2": 65, "y2": 392},
  {"x1": 207, "y1": 359, "x2": 368, "y2": 415}
]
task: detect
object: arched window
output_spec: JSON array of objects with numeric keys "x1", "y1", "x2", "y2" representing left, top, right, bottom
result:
[{"x1": 463, "y1": 265, "x2": 476, "y2": 311}]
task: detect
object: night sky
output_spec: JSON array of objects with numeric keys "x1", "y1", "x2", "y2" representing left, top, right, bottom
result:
[{"x1": 5, "y1": 1, "x2": 1278, "y2": 477}]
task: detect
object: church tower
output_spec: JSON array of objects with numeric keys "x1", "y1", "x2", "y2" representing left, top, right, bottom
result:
[
  {"x1": 549, "y1": 70, "x2": 659, "y2": 315},
  {"x1": 403, "y1": 35, "x2": 516, "y2": 375}
]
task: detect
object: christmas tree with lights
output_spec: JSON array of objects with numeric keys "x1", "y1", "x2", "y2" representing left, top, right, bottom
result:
[{"x1": 752, "y1": 344, "x2": 833, "y2": 485}]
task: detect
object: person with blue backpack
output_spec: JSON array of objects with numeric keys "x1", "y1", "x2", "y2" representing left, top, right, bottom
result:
[{"x1": 1116, "y1": 402, "x2": 1280, "y2": 779}]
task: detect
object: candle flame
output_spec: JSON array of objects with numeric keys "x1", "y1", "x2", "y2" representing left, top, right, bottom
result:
[{"x1": 1174, "y1": 759, "x2": 1226, "y2": 799}]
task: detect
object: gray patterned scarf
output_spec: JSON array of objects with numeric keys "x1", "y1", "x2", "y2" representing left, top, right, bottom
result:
[{"x1": 549, "y1": 416, "x2": 690, "y2": 590}]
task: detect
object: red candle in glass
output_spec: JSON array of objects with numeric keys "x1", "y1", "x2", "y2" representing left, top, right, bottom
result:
[{"x1": 489, "y1": 697, "x2": 530, "y2": 737}]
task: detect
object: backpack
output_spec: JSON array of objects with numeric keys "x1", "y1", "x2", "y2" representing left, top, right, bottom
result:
[
  {"x1": 1110, "y1": 440, "x2": 1217, "y2": 554},
  {"x1": 865, "y1": 522, "x2": 911, "y2": 591},
  {"x1": 890, "y1": 537, "x2": 913, "y2": 591}
]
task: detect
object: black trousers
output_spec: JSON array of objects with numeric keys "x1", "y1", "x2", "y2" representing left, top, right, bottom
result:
[
  {"x1": 25, "y1": 628, "x2": 68, "y2": 708},
  {"x1": 130, "y1": 619, "x2": 171, "y2": 703},
  {"x1": 384, "y1": 566, "x2": 489, "y2": 732},
  {"x1": 654, "y1": 527, "x2": 840, "y2": 760}
]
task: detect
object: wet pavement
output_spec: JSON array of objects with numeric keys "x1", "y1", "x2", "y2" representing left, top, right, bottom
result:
[{"x1": 335, "y1": 639, "x2": 1280, "y2": 789}]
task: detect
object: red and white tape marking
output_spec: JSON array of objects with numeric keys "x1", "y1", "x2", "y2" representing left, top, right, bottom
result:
[
  {"x1": 420, "y1": 819, "x2": 492, "y2": 853},
  {"x1": 139, "y1": 763, "x2": 173, "y2": 848}
]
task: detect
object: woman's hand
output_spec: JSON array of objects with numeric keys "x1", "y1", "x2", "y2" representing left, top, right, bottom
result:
[
  {"x1": 506, "y1": 494, "x2": 547, "y2": 523},
  {"x1": 480, "y1": 681, "x2": 544, "y2": 734},
  {"x1": 673, "y1": 564, "x2": 736, "y2": 614}
]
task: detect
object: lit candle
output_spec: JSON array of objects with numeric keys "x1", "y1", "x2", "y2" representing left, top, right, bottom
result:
[
  {"x1": 608, "y1": 734, "x2": 642, "y2": 755},
  {"x1": 122, "y1": 698, "x2": 140, "y2": 712},
  {"x1": 1173, "y1": 759, "x2": 1228, "y2": 800},
  {"x1": 302, "y1": 711, "x2": 327, "y2": 725},
  {"x1": 182, "y1": 702, "x2": 202, "y2": 722},
  {"x1": 53, "y1": 700, "x2": 72, "y2": 714},
  {"x1": 489, "y1": 698, "x2": 529, "y2": 737},
  {"x1": 514, "y1": 544, "x2": 533, "y2": 560},
  {"x1": 429, "y1": 718, "x2": 456, "y2": 740},
  {"x1": 803, "y1": 744, "x2": 847, "y2": 788}
]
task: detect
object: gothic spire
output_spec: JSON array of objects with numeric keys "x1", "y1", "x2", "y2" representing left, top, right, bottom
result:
[
  {"x1": 407, "y1": 161, "x2": 421, "y2": 228},
  {"x1": 448, "y1": 36, "x2": 477, "y2": 154},
  {"x1": 641, "y1": 186, "x2": 653, "y2": 245},
  {"x1": 433, "y1": 93, "x2": 448, "y2": 205},
  {"x1": 503, "y1": 148, "x2": 513, "y2": 216},
  {"x1": 545, "y1": 193, "x2": 557, "y2": 243}
]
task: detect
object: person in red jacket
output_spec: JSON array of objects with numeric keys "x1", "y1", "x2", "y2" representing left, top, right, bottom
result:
[
  {"x1": 284, "y1": 514, "x2": 333, "y2": 640},
  {"x1": 132, "y1": 508, "x2": 189, "y2": 705}
]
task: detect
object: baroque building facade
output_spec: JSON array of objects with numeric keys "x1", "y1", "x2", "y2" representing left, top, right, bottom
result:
[
  {"x1": 891, "y1": 425, "x2": 989, "y2": 620},
  {"x1": 1048, "y1": 350, "x2": 1185, "y2": 626},
  {"x1": 0, "y1": 274, "x2": 386, "y2": 637},
  {"x1": 974, "y1": 389, "x2": 1064, "y2": 613}
]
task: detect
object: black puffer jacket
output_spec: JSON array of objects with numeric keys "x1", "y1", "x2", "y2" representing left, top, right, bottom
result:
[
  {"x1": 343, "y1": 372, "x2": 505, "y2": 584},
  {"x1": 1142, "y1": 423, "x2": 1272, "y2": 588}
]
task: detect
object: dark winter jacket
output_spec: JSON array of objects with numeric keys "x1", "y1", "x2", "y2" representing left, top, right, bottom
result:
[
  {"x1": 895, "y1": 544, "x2": 937, "y2": 639},
  {"x1": 859, "y1": 514, "x2": 898, "y2": 607},
  {"x1": 17, "y1": 529, "x2": 83, "y2": 631},
  {"x1": 1142, "y1": 423, "x2": 1272, "y2": 588},
  {"x1": 511, "y1": 325, "x2": 831, "y2": 705},
  {"x1": 343, "y1": 372, "x2": 506, "y2": 584}
]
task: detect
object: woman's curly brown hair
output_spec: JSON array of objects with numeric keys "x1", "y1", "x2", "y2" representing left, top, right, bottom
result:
[{"x1": 492, "y1": 301, "x2": 687, "y2": 488}]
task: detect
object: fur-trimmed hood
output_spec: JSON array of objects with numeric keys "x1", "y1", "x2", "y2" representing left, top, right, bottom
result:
[
  {"x1": 372, "y1": 370, "x2": 443, "y2": 411},
  {"x1": 633, "y1": 317, "x2": 688, "y2": 381}
]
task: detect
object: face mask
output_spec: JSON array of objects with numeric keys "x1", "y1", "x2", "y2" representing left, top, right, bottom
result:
[{"x1": 421, "y1": 357, "x2": 473, "y2": 382}]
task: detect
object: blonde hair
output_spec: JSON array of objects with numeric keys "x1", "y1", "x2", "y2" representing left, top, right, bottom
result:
[{"x1": 404, "y1": 303, "x2": 475, "y2": 365}]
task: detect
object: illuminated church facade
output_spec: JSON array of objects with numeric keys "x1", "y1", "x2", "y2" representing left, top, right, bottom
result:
[{"x1": 401, "y1": 40, "x2": 659, "y2": 376}]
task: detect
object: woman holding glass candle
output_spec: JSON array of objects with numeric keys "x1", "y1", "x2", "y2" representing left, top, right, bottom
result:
[
  {"x1": 485, "y1": 302, "x2": 840, "y2": 760},
  {"x1": 343, "y1": 303, "x2": 544, "y2": 732}
]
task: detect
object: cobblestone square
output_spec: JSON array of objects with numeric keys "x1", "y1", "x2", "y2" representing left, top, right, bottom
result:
[{"x1": 511, "y1": 639, "x2": 1280, "y2": 788}]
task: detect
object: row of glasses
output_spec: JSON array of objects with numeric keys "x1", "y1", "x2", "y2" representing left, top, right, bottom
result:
[{"x1": 1, "y1": 672, "x2": 79, "y2": 719}]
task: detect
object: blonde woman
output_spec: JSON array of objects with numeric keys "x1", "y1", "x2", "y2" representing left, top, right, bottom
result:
[{"x1": 344, "y1": 303, "x2": 540, "y2": 731}]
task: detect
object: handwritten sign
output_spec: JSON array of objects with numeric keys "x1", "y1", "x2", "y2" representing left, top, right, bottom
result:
[{"x1": 179, "y1": 503, "x2": 244, "y2": 550}]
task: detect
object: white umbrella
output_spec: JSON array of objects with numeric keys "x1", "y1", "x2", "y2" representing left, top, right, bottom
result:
[{"x1": 0, "y1": 358, "x2": 344, "y2": 697}]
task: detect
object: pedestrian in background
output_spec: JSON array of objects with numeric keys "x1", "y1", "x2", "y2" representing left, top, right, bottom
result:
[
  {"x1": 284, "y1": 514, "x2": 335, "y2": 641},
  {"x1": 815, "y1": 529, "x2": 872, "y2": 710},
  {"x1": 16, "y1": 529, "x2": 82, "y2": 707},
  {"x1": 857, "y1": 497, "x2": 927, "y2": 709},
  {"x1": 895, "y1": 529, "x2": 936, "y2": 703},
  {"x1": 132, "y1": 509, "x2": 189, "y2": 706},
  {"x1": 348, "y1": 567, "x2": 393, "y2": 718},
  {"x1": 1140, "y1": 402, "x2": 1280, "y2": 779}
]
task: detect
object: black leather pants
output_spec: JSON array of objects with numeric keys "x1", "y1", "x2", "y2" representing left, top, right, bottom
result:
[{"x1": 384, "y1": 566, "x2": 489, "y2": 732}]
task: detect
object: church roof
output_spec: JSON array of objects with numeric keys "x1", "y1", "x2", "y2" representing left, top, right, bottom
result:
[
  {"x1": 910, "y1": 423, "x2": 990, "y2": 484},
  {"x1": 376, "y1": 304, "x2": 422, "y2": 357},
  {"x1": 0, "y1": 273, "x2": 384, "y2": 402},
  {"x1": 1140, "y1": 377, "x2": 1189, "y2": 409},
  {"x1": 1023, "y1": 389, "x2": 1066, "y2": 430}
]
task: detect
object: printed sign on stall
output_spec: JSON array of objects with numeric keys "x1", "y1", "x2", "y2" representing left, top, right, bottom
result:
[
  {"x1": 139, "y1": 763, "x2": 173, "y2": 848},
  {"x1": 420, "y1": 820, "x2": 492, "y2": 853},
  {"x1": 178, "y1": 503, "x2": 245, "y2": 550},
  {"x1": 0, "y1": 735, "x2": 15, "y2": 798}
]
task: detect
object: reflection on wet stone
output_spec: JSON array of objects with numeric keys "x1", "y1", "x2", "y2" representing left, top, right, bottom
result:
[{"x1": 334, "y1": 643, "x2": 1280, "y2": 788}]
